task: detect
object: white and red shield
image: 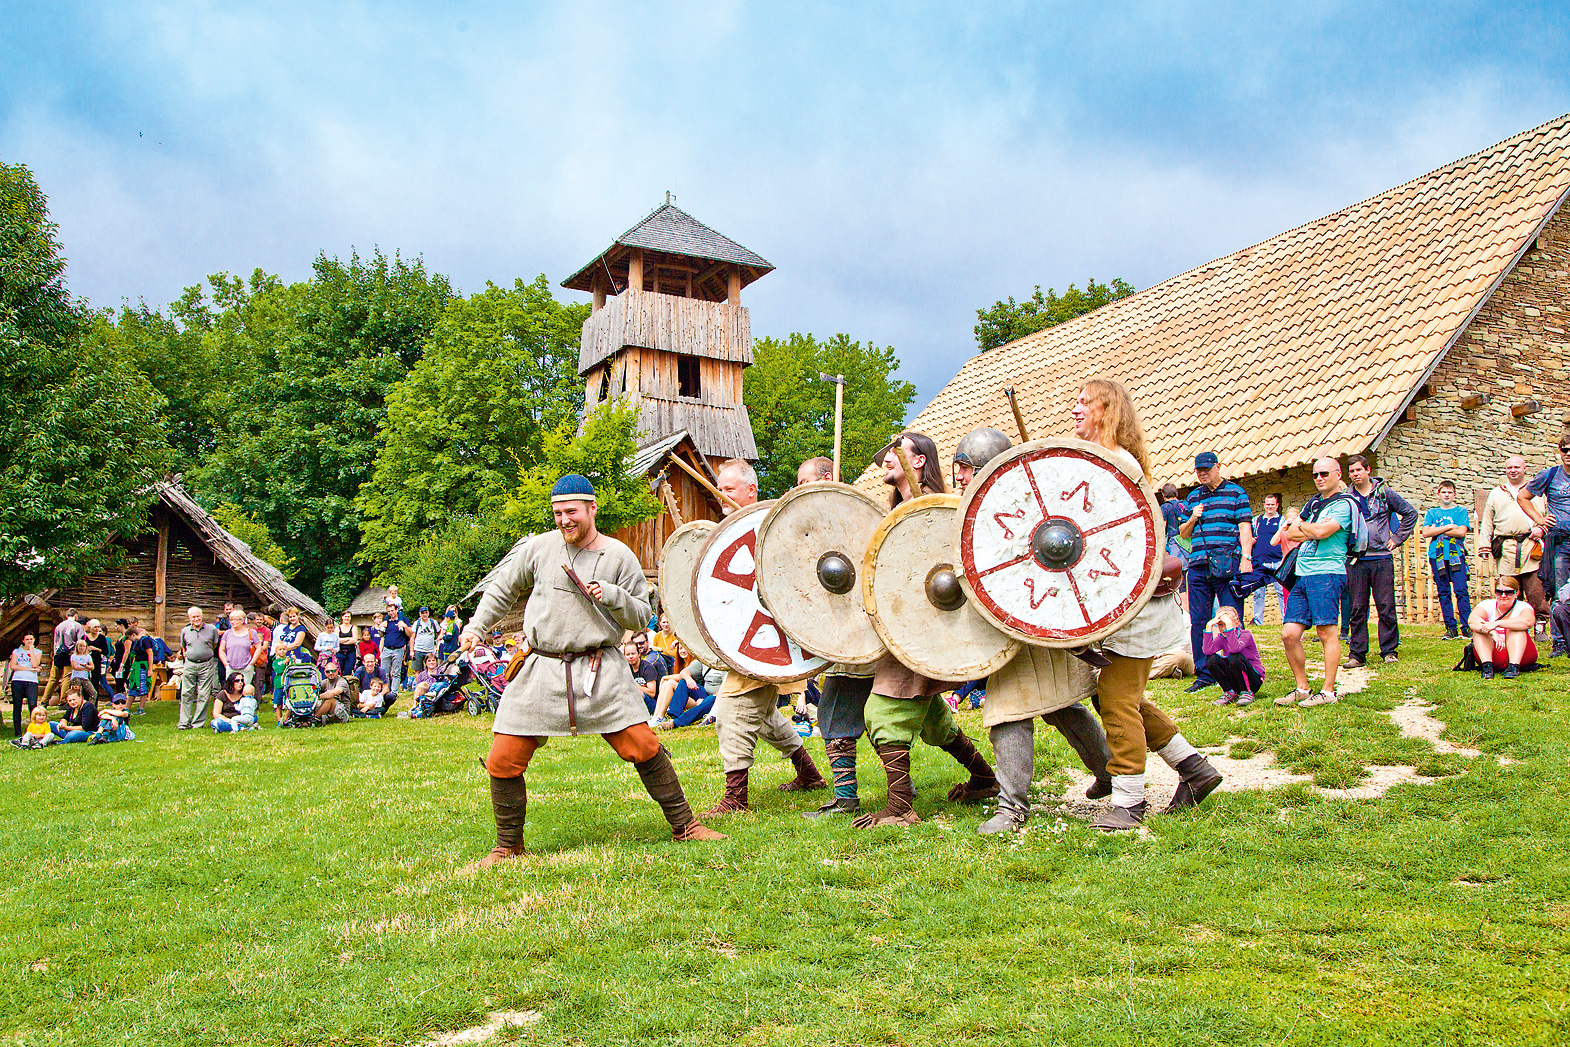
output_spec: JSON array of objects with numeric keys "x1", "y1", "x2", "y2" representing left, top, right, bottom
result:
[
  {"x1": 692, "y1": 501, "x2": 829, "y2": 683},
  {"x1": 658, "y1": 520, "x2": 730, "y2": 671},
  {"x1": 956, "y1": 438, "x2": 1164, "y2": 646}
]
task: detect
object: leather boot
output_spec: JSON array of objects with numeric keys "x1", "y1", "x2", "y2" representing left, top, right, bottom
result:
[
  {"x1": 1092, "y1": 801, "x2": 1148, "y2": 832},
  {"x1": 942, "y1": 730, "x2": 1000, "y2": 802},
  {"x1": 803, "y1": 737, "x2": 861, "y2": 817},
  {"x1": 777, "y1": 744, "x2": 828, "y2": 791},
  {"x1": 477, "y1": 775, "x2": 528, "y2": 869},
  {"x1": 1162, "y1": 753, "x2": 1224, "y2": 813},
  {"x1": 851, "y1": 744, "x2": 920, "y2": 828},
  {"x1": 634, "y1": 746, "x2": 726, "y2": 841},
  {"x1": 701, "y1": 769, "x2": 749, "y2": 818},
  {"x1": 1043, "y1": 702, "x2": 1113, "y2": 799}
]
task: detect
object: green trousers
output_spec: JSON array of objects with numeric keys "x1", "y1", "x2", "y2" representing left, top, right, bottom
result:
[{"x1": 864, "y1": 693, "x2": 961, "y2": 749}]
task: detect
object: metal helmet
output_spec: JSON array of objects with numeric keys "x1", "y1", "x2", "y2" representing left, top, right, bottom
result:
[{"x1": 953, "y1": 427, "x2": 1013, "y2": 470}]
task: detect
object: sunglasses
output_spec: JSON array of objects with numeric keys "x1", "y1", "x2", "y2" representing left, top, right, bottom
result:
[
  {"x1": 1312, "y1": 470, "x2": 1333, "y2": 477},
  {"x1": 1495, "y1": 588, "x2": 1518, "y2": 596}
]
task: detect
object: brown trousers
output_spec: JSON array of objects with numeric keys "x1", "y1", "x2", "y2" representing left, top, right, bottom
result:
[
  {"x1": 486, "y1": 723, "x2": 661, "y2": 778},
  {"x1": 1096, "y1": 653, "x2": 1180, "y2": 777}
]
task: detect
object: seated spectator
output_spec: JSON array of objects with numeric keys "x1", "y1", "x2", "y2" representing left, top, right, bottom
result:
[
  {"x1": 355, "y1": 678, "x2": 387, "y2": 717},
  {"x1": 409, "y1": 652, "x2": 446, "y2": 706},
  {"x1": 89, "y1": 696, "x2": 135, "y2": 744},
  {"x1": 212, "y1": 672, "x2": 260, "y2": 732},
  {"x1": 1149, "y1": 642, "x2": 1195, "y2": 679},
  {"x1": 312, "y1": 662, "x2": 353, "y2": 722},
  {"x1": 316, "y1": 661, "x2": 356, "y2": 722},
  {"x1": 1204, "y1": 607, "x2": 1265, "y2": 706},
  {"x1": 354, "y1": 652, "x2": 387, "y2": 695},
  {"x1": 632, "y1": 630, "x2": 671, "y2": 678},
  {"x1": 51, "y1": 685, "x2": 99, "y2": 743},
  {"x1": 1468, "y1": 575, "x2": 1538, "y2": 679},
  {"x1": 951, "y1": 678, "x2": 986, "y2": 710},
  {"x1": 648, "y1": 642, "x2": 718, "y2": 728},
  {"x1": 650, "y1": 616, "x2": 680, "y2": 661},
  {"x1": 625, "y1": 641, "x2": 662, "y2": 714},
  {"x1": 12, "y1": 706, "x2": 56, "y2": 749}
]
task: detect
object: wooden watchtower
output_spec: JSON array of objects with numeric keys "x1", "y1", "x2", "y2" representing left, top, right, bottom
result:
[{"x1": 562, "y1": 198, "x2": 772, "y2": 460}]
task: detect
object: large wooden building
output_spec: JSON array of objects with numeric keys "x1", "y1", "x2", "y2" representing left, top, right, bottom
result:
[
  {"x1": 863, "y1": 113, "x2": 1570, "y2": 622},
  {"x1": 0, "y1": 482, "x2": 328, "y2": 659}
]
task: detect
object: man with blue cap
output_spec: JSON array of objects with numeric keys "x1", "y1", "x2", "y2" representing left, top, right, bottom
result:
[
  {"x1": 462, "y1": 474, "x2": 724, "y2": 867},
  {"x1": 1177, "y1": 450, "x2": 1254, "y2": 693}
]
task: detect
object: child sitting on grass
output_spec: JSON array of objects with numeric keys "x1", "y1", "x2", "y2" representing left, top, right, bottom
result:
[
  {"x1": 11, "y1": 706, "x2": 56, "y2": 749},
  {"x1": 89, "y1": 696, "x2": 135, "y2": 744},
  {"x1": 1204, "y1": 606, "x2": 1266, "y2": 706},
  {"x1": 354, "y1": 678, "x2": 387, "y2": 718}
]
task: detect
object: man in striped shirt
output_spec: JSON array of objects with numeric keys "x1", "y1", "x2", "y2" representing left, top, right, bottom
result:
[{"x1": 1177, "y1": 451, "x2": 1254, "y2": 693}]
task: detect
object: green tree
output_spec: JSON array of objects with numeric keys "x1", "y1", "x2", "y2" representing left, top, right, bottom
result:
[
  {"x1": 191, "y1": 250, "x2": 455, "y2": 608},
  {"x1": 974, "y1": 278, "x2": 1136, "y2": 352},
  {"x1": 388, "y1": 511, "x2": 521, "y2": 615},
  {"x1": 744, "y1": 333, "x2": 916, "y2": 499},
  {"x1": 505, "y1": 401, "x2": 661, "y2": 537},
  {"x1": 355, "y1": 276, "x2": 589, "y2": 576},
  {"x1": 210, "y1": 502, "x2": 295, "y2": 579},
  {"x1": 0, "y1": 160, "x2": 171, "y2": 599}
]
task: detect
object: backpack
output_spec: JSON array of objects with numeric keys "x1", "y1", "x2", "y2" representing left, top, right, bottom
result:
[
  {"x1": 149, "y1": 636, "x2": 174, "y2": 664},
  {"x1": 1343, "y1": 492, "x2": 1371, "y2": 560},
  {"x1": 1277, "y1": 492, "x2": 1363, "y2": 587}
]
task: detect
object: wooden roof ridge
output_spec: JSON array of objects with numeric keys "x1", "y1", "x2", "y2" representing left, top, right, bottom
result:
[
  {"x1": 156, "y1": 481, "x2": 330, "y2": 627},
  {"x1": 871, "y1": 111, "x2": 1570, "y2": 490}
]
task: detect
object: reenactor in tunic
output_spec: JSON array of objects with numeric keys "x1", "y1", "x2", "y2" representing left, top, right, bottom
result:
[{"x1": 464, "y1": 474, "x2": 724, "y2": 868}]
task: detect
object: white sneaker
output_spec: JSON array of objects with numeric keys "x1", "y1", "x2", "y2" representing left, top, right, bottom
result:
[{"x1": 1300, "y1": 690, "x2": 1339, "y2": 708}]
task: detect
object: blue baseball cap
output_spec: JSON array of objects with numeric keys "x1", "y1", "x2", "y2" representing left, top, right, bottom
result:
[{"x1": 1194, "y1": 451, "x2": 1219, "y2": 470}]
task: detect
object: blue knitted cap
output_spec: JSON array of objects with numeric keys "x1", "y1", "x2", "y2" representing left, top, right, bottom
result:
[{"x1": 550, "y1": 473, "x2": 597, "y2": 503}]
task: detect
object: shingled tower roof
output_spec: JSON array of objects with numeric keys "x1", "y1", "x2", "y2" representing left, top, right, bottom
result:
[
  {"x1": 875, "y1": 112, "x2": 1570, "y2": 486},
  {"x1": 562, "y1": 200, "x2": 773, "y2": 299}
]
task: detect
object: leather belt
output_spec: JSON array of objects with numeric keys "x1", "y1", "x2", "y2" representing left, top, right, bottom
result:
[{"x1": 530, "y1": 647, "x2": 609, "y2": 735}]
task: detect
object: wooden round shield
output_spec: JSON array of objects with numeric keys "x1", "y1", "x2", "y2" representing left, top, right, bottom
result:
[
  {"x1": 862, "y1": 494, "x2": 1020, "y2": 682},
  {"x1": 692, "y1": 501, "x2": 829, "y2": 683},
  {"x1": 956, "y1": 437, "x2": 1164, "y2": 647},
  {"x1": 754, "y1": 482, "x2": 888, "y2": 664},
  {"x1": 657, "y1": 521, "x2": 729, "y2": 670}
]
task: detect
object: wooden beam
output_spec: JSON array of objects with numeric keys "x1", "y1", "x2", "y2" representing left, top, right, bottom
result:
[
  {"x1": 669, "y1": 453, "x2": 742, "y2": 511},
  {"x1": 727, "y1": 267, "x2": 742, "y2": 303},
  {"x1": 1512, "y1": 399, "x2": 1541, "y2": 419},
  {"x1": 592, "y1": 272, "x2": 605, "y2": 312},
  {"x1": 1460, "y1": 392, "x2": 1490, "y2": 409},
  {"x1": 629, "y1": 250, "x2": 644, "y2": 292},
  {"x1": 152, "y1": 507, "x2": 169, "y2": 639}
]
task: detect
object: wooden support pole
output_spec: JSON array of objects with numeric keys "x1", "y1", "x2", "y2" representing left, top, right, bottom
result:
[
  {"x1": 658, "y1": 477, "x2": 685, "y2": 528},
  {"x1": 669, "y1": 454, "x2": 742, "y2": 511},
  {"x1": 592, "y1": 273, "x2": 606, "y2": 312},
  {"x1": 819, "y1": 372, "x2": 846, "y2": 482},
  {"x1": 152, "y1": 508, "x2": 169, "y2": 640},
  {"x1": 1003, "y1": 386, "x2": 1030, "y2": 442},
  {"x1": 727, "y1": 267, "x2": 742, "y2": 304},
  {"x1": 629, "y1": 249, "x2": 644, "y2": 292}
]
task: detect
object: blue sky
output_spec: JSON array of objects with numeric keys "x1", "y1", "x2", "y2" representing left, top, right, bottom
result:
[{"x1": 3, "y1": 2, "x2": 1568, "y2": 412}]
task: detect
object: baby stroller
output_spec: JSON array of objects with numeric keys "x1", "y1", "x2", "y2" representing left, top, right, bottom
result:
[
  {"x1": 276, "y1": 663, "x2": 324, "y2": 728},
  {"x1": 408, "y1": 659, "x2": 467, "y2": 719},
  {"x1": 462, "y1": 644, "x2": 508, "y2": 716}
]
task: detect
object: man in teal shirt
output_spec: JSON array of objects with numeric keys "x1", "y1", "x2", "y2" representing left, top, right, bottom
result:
[
  {"x1": 1277, "y1": 457, "x2": 1355, "y2": 709},
  {"x1": 1421, "y1": 480, "x2": 1472, "y2": 640}
]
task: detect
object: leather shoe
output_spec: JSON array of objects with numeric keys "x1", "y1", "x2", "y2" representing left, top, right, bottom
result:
[
  {"x1": 1084, "y1": 777, "x2": 1112, "y2": 800},
  {"x1": 1092, "y1": 802, "x2": 1147, "y2": 832},
  {"x1": 1184, "y1": 680, "x2": 1212, "y2": 693}
]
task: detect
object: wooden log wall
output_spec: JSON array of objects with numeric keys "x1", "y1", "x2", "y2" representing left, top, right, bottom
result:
[
  {"x1": 612, "y1": 462, "x2": 723, "y2": 577},
  {"x1": 577, "y1": 288, "x2": 751, "y2": 373}
]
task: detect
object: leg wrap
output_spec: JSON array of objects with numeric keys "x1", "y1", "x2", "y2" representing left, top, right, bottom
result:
[
  {"x1": 988, "y1": 720, "x2": 1034, "y2": 816},
  {"x1": 701, "y1": 768, "x2": 749, "y2": 817},
  {"x1": 851, "y1": 743, "x2": 918, "y2": 828},
  {"x1": 779, "y1": 744, "x2": 828, "y2": 791},
  {"x1": 489, "y1": 774, "x2": 528, "y2": 853},
  {"x1": 633, "y1": 746, "x2": 695, "y2": 836},
  {"x1": 942, "y1": 729, "x2": 1000, "y2": 802},
  {"x1": 825, "y1": 736, "x2": 859, "y2": 801}
]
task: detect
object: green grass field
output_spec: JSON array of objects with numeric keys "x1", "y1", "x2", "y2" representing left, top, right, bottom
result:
[{"x1": 6, "y1": 625, "x2": 1567, "y2": 1046}]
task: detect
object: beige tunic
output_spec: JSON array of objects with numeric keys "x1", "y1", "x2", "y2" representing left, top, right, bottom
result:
[
  {"x1": 982, "y1": 644, "x2": 1096, "y2": 728},
  {"x1": 467, "y1": 531, "x2": 651, "y2": 737},
  {"x1": 1480, "y1": 484, "x2": 1544, "y2": 575}
]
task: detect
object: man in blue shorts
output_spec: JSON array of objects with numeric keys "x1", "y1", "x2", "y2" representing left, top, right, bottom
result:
[{"x1": 1277, "y1": 456, "x2": 1354, "y2": 708}]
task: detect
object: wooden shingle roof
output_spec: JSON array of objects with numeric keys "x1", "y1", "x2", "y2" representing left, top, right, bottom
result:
[
  {"x1": 562, "y1": 202, "x2": 774, "y2": 293},
  {"x1": 894, "y1": 112, "x2": 1570, "y2": 484}
]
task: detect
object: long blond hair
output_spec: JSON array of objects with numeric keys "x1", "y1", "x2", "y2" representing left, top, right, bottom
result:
[{"x1": 1082, "y1": 378, "x2": 1151, "y2": 479}]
